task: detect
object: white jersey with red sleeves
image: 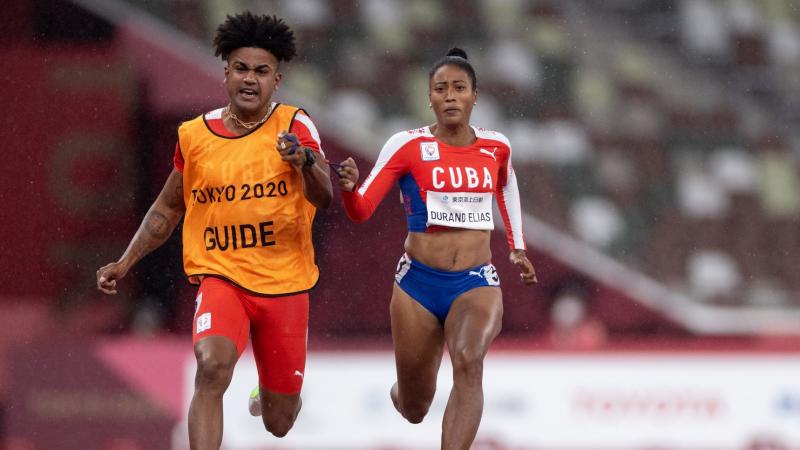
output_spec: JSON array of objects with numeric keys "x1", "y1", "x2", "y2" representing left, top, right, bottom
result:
[{"x1": 342, "y1": 126, "x2": 525, "y2": 250}]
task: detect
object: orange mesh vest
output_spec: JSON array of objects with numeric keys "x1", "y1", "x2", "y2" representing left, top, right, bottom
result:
[{"x1": 178, "y1": 104, "x2": 319, "y2": 295}]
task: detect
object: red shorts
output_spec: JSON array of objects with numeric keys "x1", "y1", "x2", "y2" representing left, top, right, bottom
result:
[{"x1": 192, "y1": 277, "x2": 309, "y2": 394}]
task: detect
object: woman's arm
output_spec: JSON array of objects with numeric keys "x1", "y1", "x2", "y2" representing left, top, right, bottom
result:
[{"x1": 337, "y1": 132, "x2": 413, "y2": 222}]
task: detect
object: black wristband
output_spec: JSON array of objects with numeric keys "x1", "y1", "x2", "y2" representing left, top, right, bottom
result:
[{"x1": 302, "y1": 147, "x2": 316, "y2": 168}]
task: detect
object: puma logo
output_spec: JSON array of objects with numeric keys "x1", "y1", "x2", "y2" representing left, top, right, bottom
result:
[
  {"x1": 293, "y1": 370, "x2": 304, "y2": 379},
  {"x1": 479, "y1": 148, "x2": 497, "y2": 160}
]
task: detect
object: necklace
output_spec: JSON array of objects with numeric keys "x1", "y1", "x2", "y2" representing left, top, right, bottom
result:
[{"x1": 224, "y1": 103, "x2": 273, "y2": 130}]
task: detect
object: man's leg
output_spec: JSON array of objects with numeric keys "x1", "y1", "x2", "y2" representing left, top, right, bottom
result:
[
  {"x1": 188, "y1": 336, "x2": 239, "y2": 450},
  {"x1": 247, "y1": 292, "x2": 309, "y2": 437},
  {"x1": 188, "y1": 278, "x2": 250, "y2": 450},
  {"x1": 258, "y1": 389, "x2": 302, "y2": 437}
]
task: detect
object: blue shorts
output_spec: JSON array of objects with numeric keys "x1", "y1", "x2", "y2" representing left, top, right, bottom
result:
[{"x1": 394, "y1": 253, "x2": 500, "y2": 323}]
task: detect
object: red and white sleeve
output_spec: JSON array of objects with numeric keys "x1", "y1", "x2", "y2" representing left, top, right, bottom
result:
[
  {"x1": 495, "y1": 141, "x2": 526, "y2": 251},
  {"x1": 290, "y1": 111, "x2": 324, "y2": 155},
  {"x1": 342, "y1": 131, "x2": 414, "y2": 222}
]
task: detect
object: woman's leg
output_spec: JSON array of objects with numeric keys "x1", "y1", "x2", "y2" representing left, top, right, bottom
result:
[
  {"x1": 441, "y1": 286, "x2": 503, "y2": 450},
  {"x1": 390, "y1": 283, "x2": 445, "y2": 423}
]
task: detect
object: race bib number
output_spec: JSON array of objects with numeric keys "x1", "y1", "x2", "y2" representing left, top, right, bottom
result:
[{"x1": 426, "y1": 191, "x2": 494, "y2": 230}]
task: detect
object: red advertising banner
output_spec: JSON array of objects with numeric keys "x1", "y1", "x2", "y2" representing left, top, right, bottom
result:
[
  {"x1": 6, "y1": 338, "x2": 185, "y2": 450},
  {"x1": 0, "y1": 44, "x2": 138, "y2": 307}
]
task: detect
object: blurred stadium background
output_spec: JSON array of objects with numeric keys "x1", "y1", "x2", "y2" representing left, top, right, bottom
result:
[{"x1": 2, "y1": 0, "x2": 800, "y2": 448}]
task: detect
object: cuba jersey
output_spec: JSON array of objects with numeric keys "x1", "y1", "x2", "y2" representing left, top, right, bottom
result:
[{"x1": 342, "y1": 126, "x2": 525, "y2": 250}]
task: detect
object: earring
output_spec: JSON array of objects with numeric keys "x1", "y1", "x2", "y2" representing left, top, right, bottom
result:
[{"x1": 428, "y1": 103, "x2": 432, "y2": 108}]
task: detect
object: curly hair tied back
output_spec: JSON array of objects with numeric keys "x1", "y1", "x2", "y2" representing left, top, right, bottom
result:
[
  {"x1": 429, "y1": 47, "x2": 477, "y2": 90},
  {"x1": 213, "y1": 11, "x2": 297, "y2": 62}
]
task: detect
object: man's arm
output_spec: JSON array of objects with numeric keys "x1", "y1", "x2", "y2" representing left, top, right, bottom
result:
[
  {"x1": 96, "y1": 169, "x2": 185, "y2": 294},
  {"x1": 298, "y1": 147, "x2": 333, "y2": 209},
  {"x1": 276, "y1": 132, "x2": 333, "y2": 209}
]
